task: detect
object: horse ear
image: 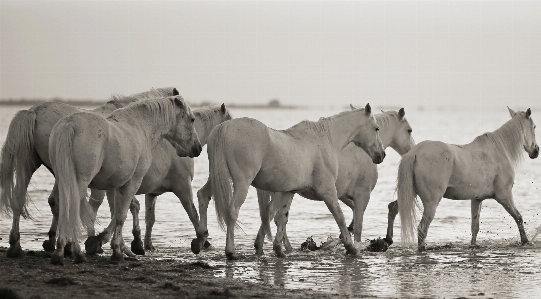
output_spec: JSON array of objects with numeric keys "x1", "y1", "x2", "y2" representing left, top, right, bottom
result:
[
  {"x1": 507, "y1": 106, "x2": 516, "y2": 117},
  {"x1": 173, "y1": 97, "x2": 184, "y2": 109},
  {"x1": 381, "y1": 110, "x2": 385, "y2": 113},
  {"x1": 365, "y1": 103, "x2": 371, "y2": 115},
  {"x1": 526, "y1": 108, "x2": 531, "y2": 119},
  {"x1": 398, "y1": 108, "x2": 405, "y2": 120},
  {"x1": 350, "y1": 104, "x2": 357, "y2": 111},
  {"x1": 172, "y1": 88, "x2": 179, "y2": 96},
  {"x1": 221, "y1": 103, "x2": 226, "y2": 115}
]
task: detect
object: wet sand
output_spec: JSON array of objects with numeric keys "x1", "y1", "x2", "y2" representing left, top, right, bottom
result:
[{"x1": 0, "y1": 247, "x2": 337, "y2": 299}]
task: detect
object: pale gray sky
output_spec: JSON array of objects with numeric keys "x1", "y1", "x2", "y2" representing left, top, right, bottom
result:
[{"x1": 1, "y1": 1, "x2": 541, "y2": 108}]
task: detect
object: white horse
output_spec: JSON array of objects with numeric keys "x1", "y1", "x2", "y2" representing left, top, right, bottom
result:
[
  {"x1": 48, "y1": 96, "x2": 201, "y2": 265},
  {"x1": 398, "y1": 107, "x2": 539, "y2": 251},
  {"x1": 84, "y1": 104, "x2": 232, "y2": 255},
  {"x1": 254, "y1": 108, "x2": 415, "y2": 254},
  {"x1": 0, "y1": 87, "x2": 178, "y2": 258},
  {"x1": 201, "y1": 104, "x2": 385, "y2": 259}
]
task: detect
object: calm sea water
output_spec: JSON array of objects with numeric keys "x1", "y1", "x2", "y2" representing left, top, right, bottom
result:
[{"x1": 1, "y1": 104, "x2": 541, "y2": 298}]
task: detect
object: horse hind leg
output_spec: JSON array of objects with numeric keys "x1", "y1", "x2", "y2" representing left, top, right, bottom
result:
[
  {"x1": 85, "y1": 189, "x2": 115, "y2": 255},
  {"x1": 87, "y1": 188, "x2": 106, "y2": 236},
  {"x1": 192, "y1": 179, "x2": 212, "y2": 254},
  {"x1": 384, "y1": 200, "x2": 399, "y2": 245},
  {"x1": 470, "y1": 200, "x2": 483, "y2": 246},
  {"x1": 43, "y1": 182, "x2": 60, "y2": 253},
  {"x1": 225, "y1": 183, "x2": 250, "y2": 260},
  {"x1": 417, "y1": 198, "x2": 440, "y2": 252},
  {"x1": 129, "y1": 196, "x2": 145, "y2": 255},
  {"x1": 273, "y1": 192, "x2": 294, "y2": 258}
]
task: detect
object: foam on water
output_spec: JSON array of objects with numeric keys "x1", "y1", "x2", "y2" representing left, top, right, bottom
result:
[{"x1": 1, "y1": 105, "x2": 541, "y2": 298}]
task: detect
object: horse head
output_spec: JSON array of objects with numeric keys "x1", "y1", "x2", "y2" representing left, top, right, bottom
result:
[
  {"x1": 386, "y1": 108, "x2": 415, "y2": 156},
  {"x1": 350, "y1": 103, "x2": 386, "y2": 164},
  {"x1": 166, "y1": 96, "x2": 202, "y2": 158},
  {"x1": 509, "y1": 107, "x2": 538, "y2": 159}
]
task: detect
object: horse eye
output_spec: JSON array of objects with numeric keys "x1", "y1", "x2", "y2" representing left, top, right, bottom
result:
[
  {"x1": 408, "y1": 129, "x2": 413, "y2": 133},
  {"x1": 375, "y1": 127, "x2": 379, "y2": 131},
  {"x1": 191, "y1": 117, "x2": 195, "y2": 123}
]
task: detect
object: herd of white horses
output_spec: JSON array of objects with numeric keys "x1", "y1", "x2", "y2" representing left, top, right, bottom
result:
[{"x1": 0, "y1": 87, "x2": 538, "y2": 264}]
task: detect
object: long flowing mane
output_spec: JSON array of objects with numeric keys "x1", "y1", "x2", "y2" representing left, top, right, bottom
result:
[
  {"x1": 194, "y1": 105, "x2": 232, "y2": 137},
  {"x1": 473, "y1": 116, "x2": 525, "y2": 169}
]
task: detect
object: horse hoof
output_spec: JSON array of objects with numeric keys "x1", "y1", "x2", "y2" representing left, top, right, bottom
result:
[
  {"x1": 6, "y1": 245, "x2": 24, "y2": 258},
  {"x1": 51, "y1": 254, "x2": 64, "y2": 266},
  {"x1": 345, "y1": 245, "x2": 358, "y2": 255},
  {"x1": 191, "y1": 238, "x2": 202, "y2": 254},
  {"x1": 110, "y1": 252, "x2": 125, "y2": 264},
  {"x1": 418, "y1": 246, "x2": 426, "y2": 252},
  {"x1": 383, "y1": 237, "x2": 393, "y2": 246},
  {"x1": 42, "y1": 240, "x2": 56, "y2": 253},
  {"x1": 64, "y1": 243, "x2": 73, "y2": 257},
  {"x1": 84, "y1": 236, "x2": 102, "y2": 255},
  {"x1": 203, "y1": 240, "x2": 211, "y2": 249},
  {"x1": 73, "y1": 253, "x2": 87, "y2": 264},
  {"x1": 225, "y1": 251, "x2": 237, "y2": 260},
  {"x1": 145, "y1": 244, "x2": 156, "y2": 252},
  {"x1": 131, "y1": 239, "x2": 145, "y2": 256}
]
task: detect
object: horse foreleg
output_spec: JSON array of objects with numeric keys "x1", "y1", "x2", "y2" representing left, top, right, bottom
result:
[
  {"x1": 193, "y1": 179, "x2": 212, "y2": 254},
  {"x1": 495, "y1": 194, "x2": 528, "y2": 245},
  {"x1": 339, "y1": 198, "x2": 355, "y2": 232},
  {"x1": 384, "y1": 200, "x2": 398, "y2": 245},
  {"x1": 87, "y1": 188, "x2": 106, "y2": 236},
  {"x1": 129, "y1": 197, "x2": 145, "y2": 255},
  {"x1": 352, "y1": 189, "x2": 370, "y2": 243},
  {"x1": 173, "y1": 182, "x2": 207, "y2": 255},
  {"x1": 144, "y1": 194, "x2": 157, "y2": 251},
  {"x1": 320, "y1": 188, "x2": 357, "y2": 255},
  {"x1": 272, "y1": 192, "x2": 294, "y2": 258},
  {"x1": 470, "y1": 200, "x2": 483, "y2": 246}
]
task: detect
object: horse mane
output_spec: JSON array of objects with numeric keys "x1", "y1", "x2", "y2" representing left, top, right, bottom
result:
[
  {"x1": 112, "y1": 96, "x2": 179, "y2": 131},
  {"x1": 287, "y1": 109, "x2": 364, "y2": 138},
  {"x1": 473, "y1": 116, "x2": 525, "y2": 169},
  {"x1": 107, "y1": 88, "x2": 172, "y2": 108},
  {"x1": 375, "y1": 111, "x2": 398, "y2": 131},
  {"x1": 194, "y1": 105, "x2": 232, "y2": 137}
]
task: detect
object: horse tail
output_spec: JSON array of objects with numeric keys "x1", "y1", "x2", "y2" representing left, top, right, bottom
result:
[
  {"x1": 0, "y1": 110, "x2": 37, "y2": 219},
  {"x1": 397, "y1": 153, "x2": 419, "y2": 245},
  {"x1": 256, "y1": 189, "x2": 274, "y2": 241},
  {"x1": 209, "y1": 124, "x2": 233, "y2": 231},
  {"x1": 51, "y1": 122, "x2": 93, "y2": 242}
]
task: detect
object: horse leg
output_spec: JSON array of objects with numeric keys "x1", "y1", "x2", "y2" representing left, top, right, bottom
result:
[
  {"x1": 254, "y1": 195, "x2": 279, "y2": 255},
  {"x1": 495, "y1": 194, "x2": 528, "y2": 244},
  {"x1": 43, "y1": 182, "x2": 60, "y2": 253},
  {"x1": 129, "y1": 197, "x2": 145, "y2": 255},
  {"x1": 384, "y1": 200, "x2": 398, "y2": 245},
  {"x1": 272, "y1": 192, "x2": 294, "y2": 258},
  {"x1": 144, "y1": 194, "x2": 157, "y2": 251},
  {"x1": 339, "y1": 198, "x2": 355, "y2": 233},
  {"x1": 193, "y1": 179, "x2": 212, "y2": 254},
  {"x1": 110, "y1": 185, "x2": 139, "y2": 263},
  {"x1": 470, "y1": 200, "x2": 483, "y2": 246},
  {"x1": 87, "y1": 188, "x2": 106, "y2": 236},
  {"x1": 318, "y1": 188, "x2": 357, "y2": 255},
  {"x1": 85, "y1": 189, "x2": 115, "y2": 255},
  {"x1": 352, "y1": 188, "x2": 370, "y2": 243},
  {"x1": 417, "y1": 200, "x2": 439, "y2": 252},
  {"x1": 225, "y1": 183, "x2": 249, "y2": 260},
  {"x1": 172, "y1": 181, "x2": 206, "y2": 255}
]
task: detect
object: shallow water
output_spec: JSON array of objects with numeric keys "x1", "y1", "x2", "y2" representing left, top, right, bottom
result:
[{"x1": 1, "y1": 104, "x2": 541, "y2": 298}]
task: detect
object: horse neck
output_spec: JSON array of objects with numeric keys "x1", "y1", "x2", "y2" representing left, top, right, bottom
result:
[
  {"x1": 113, "y1": 107, "x2": 171, "y2": 146},
  {"x1": 327, "y1": 111, "x2": 364, "y2": 152},
  {"x1": 485, "y1": 117, "x2": 524, "y2": 167}
]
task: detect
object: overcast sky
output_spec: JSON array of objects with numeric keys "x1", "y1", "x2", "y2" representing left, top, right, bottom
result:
[{"x1": 1, "y1": 1, "x2": 540, "y2": 108}]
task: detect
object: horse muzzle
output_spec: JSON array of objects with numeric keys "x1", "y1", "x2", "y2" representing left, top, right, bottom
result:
[
  {"x1": 529, "y1": 145, "x2": 539, "y2": 159},
  {"x1": 372, "y1": 151, "x2": 386, "y2": 164},
  {"x1": 188, "y1": 141, "x2": 202, "y2": 158}
]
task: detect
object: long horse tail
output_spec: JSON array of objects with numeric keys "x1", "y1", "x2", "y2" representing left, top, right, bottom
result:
[
  {"x1": 0, "y1": 110, "x2": 37, "y2": 219},
  {"x1": 208, "y1": 124, "x2": 234, "y2": 232},
  {"x1": 397, "y1": 153, "x2": 419, "y2": 245},
  {"x1": 256, "y1": 189, "x2": 274, "y2": 241},
  {"x1": 51, "y1": 122, "x2": 94, "y2": 243}
]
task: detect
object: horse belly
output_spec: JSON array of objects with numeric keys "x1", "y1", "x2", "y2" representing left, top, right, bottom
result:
[{"x1": 444, "y1": 150, "x2": 497, "y2": 200}]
